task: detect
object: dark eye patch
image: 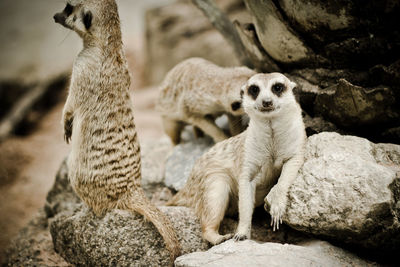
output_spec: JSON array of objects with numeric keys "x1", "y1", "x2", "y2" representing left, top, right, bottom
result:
[
  {"x1": 83, "y1": 11, "x2": 93, "y2": 30},
  {"x1": 231, "y1": 101, "x2": 241, "y2": 111},
  {"x1": 271, "y1": 83, "x2": 286, "y2": 97},
  {"x1": 247, "y1": 85, "x2": 259, "y2": 100},
  {"x1": 64, "y1": 3, "x2": 73, "y2": 16}
]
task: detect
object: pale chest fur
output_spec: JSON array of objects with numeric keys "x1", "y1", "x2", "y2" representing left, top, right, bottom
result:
[{"x1": 241, "y1": 112, "x2": 305, "y2": 204}]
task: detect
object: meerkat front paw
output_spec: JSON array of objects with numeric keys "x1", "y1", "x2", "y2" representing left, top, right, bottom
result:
[
  {"x1": 264, "y1": 185, "x2": 287, "y2": 231},
  {"x1": 63, "y1": 115, "x2": 73, "y2": 144},
  {"x1": 233, "y1": 230, "x2": 250, "y2": 241}
]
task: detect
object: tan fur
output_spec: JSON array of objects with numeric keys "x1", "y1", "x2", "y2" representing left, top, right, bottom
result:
[
  {"x1": 157, "y1": 57, "x2": 256, "y2": 144},
  {"x1": 167, "y1": 73, "x2": 306, "y2": 245},
  {"x1": 54, "y1": 0, "x2": 180, "y2": 261}
]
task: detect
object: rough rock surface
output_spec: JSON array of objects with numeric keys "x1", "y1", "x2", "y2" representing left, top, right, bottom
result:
[
  {"x1": 141, "y1": 137, "x2": 173, "y2": 188},
  {"x1": 51, "y1": 205, "x2": 209, "y2": 266},
  {"x1": 315, "y1": 79, "x2": 398, "y2": 128},
  {"x1": 165, "y1": 137, "x2": 213, "y2": 191},
  {"x1": 175, "y1": 239, "x2": 375, "y2": 267},
  {"x1": 3, "y1": 209, "x2": 71, "y2": 267},
  {"x1": 244, "y1": 0, "x2": 314, "y2": 65},
  {"x1": 284, "y1": 132, "x2": 400, "y2": 255}
]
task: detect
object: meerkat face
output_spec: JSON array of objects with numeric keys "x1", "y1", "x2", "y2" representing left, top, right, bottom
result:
[
  {"x1": 241, "y1": 73, "x2": 297, "y2": 119},
  {"x1": 53, "y1": 0, "x2": 95, "y2": 37}
]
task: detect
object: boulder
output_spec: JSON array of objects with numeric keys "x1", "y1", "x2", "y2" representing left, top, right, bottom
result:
[
  {"x1": 140, "y1": 138, "x2": 173, "y2": 188},
  {"x1": 50, "y1": 205, "x2": 209, "y2": 266},
  {"x1": 175, "y1": 239, "x2": 375, "y2": 267},
  {"x1": 165, "y1": 137, "x2": 213, "y2": 191},
  {"x1": 284, "y1": 132, "x2": 400, "y2": 255}
]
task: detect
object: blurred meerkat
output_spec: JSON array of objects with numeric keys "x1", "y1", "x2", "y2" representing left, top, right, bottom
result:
[
  {"x1": 53, "y1": 0, "x2": 180, "y2": 261},
  {"x1": 167, "y1": 73, "x2": 305, "y2": 245},
  {"x1": 157, "y1": 57, "x2": 256, "y2": 144}
]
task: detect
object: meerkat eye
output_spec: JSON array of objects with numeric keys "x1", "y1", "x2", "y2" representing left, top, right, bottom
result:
[
  {"x1": 247, "y1": 85, "x2": 259, "y2": 99},
  {"x1": 271, "y1": 83, "x2": 285, "y2": 96},
  {"x1": 231, "y1": 101, "x2": 241, "y2": 111},
  {"x1": 64, "y1": 3, "x2": 74, "y2": 16}
]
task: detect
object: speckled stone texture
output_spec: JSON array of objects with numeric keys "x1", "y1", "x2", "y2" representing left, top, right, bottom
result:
[
  {"x1": 175, "y1": 239, "x2": 375, "y2": 267},
  {"x1": 285, "y1": 132, "x2": 400, "y2": 255}
]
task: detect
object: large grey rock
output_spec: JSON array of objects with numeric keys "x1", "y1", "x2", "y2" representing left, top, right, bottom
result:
[
  {"x1": 50, "y1": 205, "x2": 209, "y2": 266},
  {"x1": 284, "y1": 132, "x2": 400, "y2": 254},
  {"x1": 141, "y1": 138, "x2": 173, "y2": 187},
  {"x1": 165, "y1": 138, "x2": 213, "y2": 191},
  {"x1": 175, "y1": 239, "x2": 375, "y2": 267}
]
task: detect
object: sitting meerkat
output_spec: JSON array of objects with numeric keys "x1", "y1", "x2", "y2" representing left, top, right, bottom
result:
[
  {"x1": 167, "y1": 73, "x2": 306, "y2": 245},
  {"x1": 53, "y1": 0, "x2": 180, "y2": 260},
  {"x1": 156, "y1": 57, "x2": 256, "y2": 144}
]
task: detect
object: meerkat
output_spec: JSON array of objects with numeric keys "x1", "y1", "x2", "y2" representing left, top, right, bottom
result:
[
  {"x1": 167, "y1": 73, "x2": 306, "y2": 245},
  {"x1": 156, "y1": 57, "x2": 256, "y2": 144},
  {"x1": 53, "y1": 0, "x2": 180, "y2": 261}
]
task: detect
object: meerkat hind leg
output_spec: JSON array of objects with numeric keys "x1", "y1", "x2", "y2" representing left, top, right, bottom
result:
[
  {"x1": 162, "y1": 117, "x2": 184, "y2": 145},
  {"x1": 188, "y1": 116, "x2": 229, "y2": 143},
  {"x1": 201, "y1": 176, "x2": 233, "y2": 245}
]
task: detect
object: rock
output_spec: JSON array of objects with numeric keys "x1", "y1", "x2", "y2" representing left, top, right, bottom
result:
[
  {"x1": 284, "y1": 132, "x2": 400, "y2": 256},
  {"x1": 144, "y1": 0, "x2": 249, "y2": 84},
  {"x1": 175, "y1": 239, "x2": 375, "y2": 267},
  {"x1": 2, "y1": 209, "x2": 70, "y2": 267},
  {"x1": 302, "y1": 114, "x2": 340, "y2": 137},
  {"x1": 164, "y1": 138, "x2": 213, "y2": 191},
  {"x1": 314, "y1": 79, "x2": 398, "y2": 128},
  {"x1": 140, "y1": 138, "x2": 173, "y2": 188},
  {"x1": 278, "y1": 0, "x2": 356, "y2": 43},
  {"x1": 44, "y1": 158, "x2": 81, "y2": 218},
  {"x1": 244, "y1": 0, "x2": 316, "y2": 65},
  {"x1": 50, "y1": 206, "x2": 209, "y2": 266}
]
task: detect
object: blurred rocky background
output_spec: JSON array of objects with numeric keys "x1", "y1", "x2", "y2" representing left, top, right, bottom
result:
[{"x1": 1, "y1": 0, "x2": 399, "y2": 266}]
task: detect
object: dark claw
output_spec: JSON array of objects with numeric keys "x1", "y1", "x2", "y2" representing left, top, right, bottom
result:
[{"x1": 233, "y1": 234, "x2": 248, "y2": 242}]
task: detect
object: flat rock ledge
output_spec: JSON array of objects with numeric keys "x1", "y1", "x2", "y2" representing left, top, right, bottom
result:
[{"x1": 175, "y1": 239, "x2": 376, "y2": 267}]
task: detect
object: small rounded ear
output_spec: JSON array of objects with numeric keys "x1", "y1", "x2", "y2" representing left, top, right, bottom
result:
[
  {"x1": 83, "y1": 10, "x2": 92, "y2": 30},
  {"x1": 289, "y1": 81, "x2": 297, "y2": 90},
  {"x1": 240, "y1": 84, "x2": 246, "y2": 99}
]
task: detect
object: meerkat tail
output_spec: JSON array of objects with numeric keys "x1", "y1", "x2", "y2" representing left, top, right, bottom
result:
[{"x1": 125, "y1": 189, "x2": 181, "y2": 261}]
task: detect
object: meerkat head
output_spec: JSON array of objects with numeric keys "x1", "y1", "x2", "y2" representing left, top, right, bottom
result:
[
  {"x1": 241, "y1": 73, "x2": 297, "y2": 119},
  {"x1": 53, "y1": 0, "x2": 120, "y2": 43}
]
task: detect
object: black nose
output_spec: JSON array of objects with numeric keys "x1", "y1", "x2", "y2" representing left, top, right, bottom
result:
[
  {"x1": 53, "y1": 13, "x2": 63, "y2": 24},
  {"x1": 262, "y1": 100, "x2": 273, "y2": 108}
]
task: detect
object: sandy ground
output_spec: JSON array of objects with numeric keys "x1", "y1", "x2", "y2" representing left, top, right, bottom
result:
[{"x1": 0, "y1": 49, "x2": 166, "y2": 262}]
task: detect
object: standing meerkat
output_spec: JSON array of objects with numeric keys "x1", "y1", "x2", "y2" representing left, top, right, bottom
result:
[
  {"x1": 157, "y1": 57, "x2": 256, "y2": 144},
  {"x1": 53, "y1": 0, "x2": 180, "y2": 260},
  {"x1": 167, "y1": 73, "x2": 306, "y2": 245}
]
